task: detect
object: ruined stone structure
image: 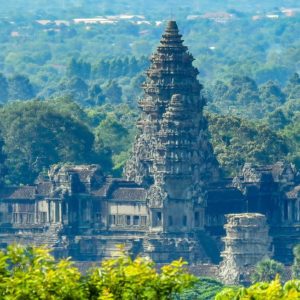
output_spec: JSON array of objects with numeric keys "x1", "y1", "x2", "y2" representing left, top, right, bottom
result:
[
  {"x1": 0, "y1": 21, "x2": 300, "y2": 276},
  {"x1": 220, "y1": 214, "x2": 272, "y2": 284}
]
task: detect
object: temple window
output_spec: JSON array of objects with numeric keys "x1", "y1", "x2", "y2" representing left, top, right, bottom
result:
[
  {"x1": 153, "y1": 211, "x2": 162, "y2": 227},
  {"x1": 126, "y1": 215, "x2": 131, "y2": 226},
  {"x1": 141, "y1": 216, "x2": 147, "y2": 226},
  {"x1": 117, "y1": 215, "x2": 124, "y2": 225},
  {"x1": 40, "y1": 212, "x2": 47, "y2": 223},
  {"x1": 284, "y1": 200, "x2": 288, "y2": 221},
  {"x1": 133, "y1": 216, "x2": 140, "y2": 226},
  {"x1": 183, "y1": 215, "x2": 187, "y2": 226},
  {"x1": 95, "y1": 213, "x2": 101, "y2": 222},
  {"x1": 109, "y1": 215, "x2": 116, "y2": 225},
  {"x1": 195, "y1": 212, "x2": 200, "y2": 227}
]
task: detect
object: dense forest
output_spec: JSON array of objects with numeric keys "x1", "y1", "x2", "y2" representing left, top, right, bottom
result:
[{"x1": 0, "y1": 1, "x2": 300, "y2": 185}]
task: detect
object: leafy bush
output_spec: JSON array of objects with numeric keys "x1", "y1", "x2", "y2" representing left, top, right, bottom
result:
[
  {"x1": 0, "y1": 245, "x2": 84, "y2": 299},
  {"x1": 176, "y1": 277, "x2": 225, "y2": 300},
  {"x1": 251, "y1": 259, "x2": 285, "y2": 284},
  {"x1": 216, "y1": 276, "x2": 300, "y2": 300},
  {"x1": 0, "y1": 245, "x2": 196, "y2": 300}
]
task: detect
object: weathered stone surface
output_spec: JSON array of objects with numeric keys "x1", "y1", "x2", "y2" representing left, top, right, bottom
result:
[
  {"x1": 124, "y1": 21, "x2": 220, "y2": 190},
  {"x1": 220, "y1": 213, "x2": 271, "y2": 285}
]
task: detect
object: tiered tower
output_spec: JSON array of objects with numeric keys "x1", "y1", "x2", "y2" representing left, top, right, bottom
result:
[
  {"x1": 125, "y1": 21, "x2": 219, "y2": 189},
  {"x1": 124, "y1": 21, "x2": 219, "y2": 261},
  {"x1": 124, "y1": 21, "x2": 220, "y2": 261}
]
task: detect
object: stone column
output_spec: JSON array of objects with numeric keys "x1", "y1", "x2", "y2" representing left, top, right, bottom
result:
[{"x1": 220, "y1": 213, "x2": 272, "y2": 285}]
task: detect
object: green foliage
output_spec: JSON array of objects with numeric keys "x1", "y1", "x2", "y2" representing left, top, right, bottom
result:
[
  {"x1": 207, "y1": 76, "x2": 287, "y2": 120},
  {"x1": 0, "y1": 73, "x2": 8, "y2": 104},
  {"x1": 94, "y1": 114, "x2": 133, "y2": 176},
  {"x1": 292, "y1": 245, "x2": 300, "y2": 279},
  {"x1": 0, "y1": 129, "x2": 6, "y2": 186},
  {"x1": 8, "y1": 74, "x2": 35, "y2": 101},
  {"x1": 281, "y1": 113, "x2": 300, "y2": 168},
  {"x1": 251, "y1": 259, "x2": 285, "y2": 284},
  {"x1": 0, "y1": 245, "x2": 85, "y2": 299},
  {"x1": 103, "y1": 81, "x2": 123, "y2": 104},
  {"x1": 87, "y1": 249, "x2": 196, "y2": 300},
  {"x1": 0, "y1": 244, "x2": 196, "y2": 300},
  {"x1": 176, "y1": 277, "x2": 225, "y2": 300},
  {"x1": 216, "y1": 276, "x2": 300, "y2": 300},
  {"x1": 285, "y1": 73, "x2": 300, "y2": 101},
  {"x1": 0, "y1": 100, "x2": 95, "y2": 184},
  {"x1": 67, "y1": 58, "x2": 91, "y2": 80},
  {"x1": 208, "y1": 113, "x2": 288, "y2": 175}
]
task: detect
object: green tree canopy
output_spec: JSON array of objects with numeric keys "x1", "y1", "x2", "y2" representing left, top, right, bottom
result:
[
  {"x1": 103, "y1": 80, "x2": 123, "y2": 104},
  {"x1": 208, "y1": 113, "x2": 289, "y2": 175},
  {"x1": 8, "y1": 74, "x2": 35, "y2": 101},
  {"x1": 0, "y1": 73, "x2": 8, "y2": 104},
  {"x1": 251, "y1": 259, "x2": 285, "y2": 284},
  {"x1": 0, "y1": 129, "x2": 6, "y2": 186},
  {"x1": 0, "y1": 244, "x2": 196, "y2": 300},
  {"x1": 0, "y1": 100, "x2": 95, "y2": 184}
]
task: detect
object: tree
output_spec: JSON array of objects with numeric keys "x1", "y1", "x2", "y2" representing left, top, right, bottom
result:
[
  {"x1": 216, "y1": 276, "x2": 300, "y2": 300},
  {"x1": 0, "y1": 245, "x2": 85, "y2": 299},
  {"x1": 282, "y1": 114, "x2": 300, "y2": 168},
  {"x1": 63, "y1": 76, "x2": 89, "y2": 103},
  {"x1": 208, "y1": 113, "x2": 288, "y2": 175},
  {"x1": 94, "y1": 115, "x2": 132, "y2": 176},
  {"x1": 0, "y1": 73, "x2": 8, "y2": 103},
  {"x1": 266, "y1": 109, "x2": 289, "y2": 131},
  {"x1": 292, "y1": 245, "x2": 300, "y2": 279},
  {"x1": 88, "y1": 84, "x2": 106, "y2": 106},
  {"x1": 67, "y1": 58, "x2": 91, "y2": 80},
  {"x1": 0, "y1": 129, "x2": 6, "y2": 186},
  {"x1": 250, "y1": 259, "x2": 284, "y2": 284},
  {"x1": 8, "y1": 74, "x2": 35, "y2": 101},
  {"x1": 0, "y1": 244, "x2": 195, "y2": 299},
  {"x1": 0, "y1": 100, "x2": 95, "y2": 184},
  {"x1": 103, "y1": 80, "x2": 123, "y2": 104},
  {"x1": 94, "y1": 115, "x2": 130, "y2": 155},
  {"x1": 226, "y1": 76, "x2": 259, "y2": 105},
  {"x1": 86, "y1": 247, "x2": 196, "y2": 299},
  {"x1": 259, "y1": 80, "x2": 286, "y2": 113},
  {"x1": 285, "y1": 73, "x2": 300, "y2": 100}
]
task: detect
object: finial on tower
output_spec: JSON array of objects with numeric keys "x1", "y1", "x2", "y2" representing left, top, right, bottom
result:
[{"x1": 166, "y1": 20, "x2": 178, "y2": 31}]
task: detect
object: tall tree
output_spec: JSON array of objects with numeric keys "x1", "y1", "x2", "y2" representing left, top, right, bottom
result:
[
  {"x1": 0, "y1": 73, "x2": 8, "y2": 104},
  {"x1": 67, "y1": 58, "x2": 91, "y2": 80},
  {"x1": 208, "y1": 113, "x2": 288, "y2": 175},
  {"x1": 285, "y1": 73, "x2": 300, "y2": 100},
  {"x1": 250, "y1": 259, "x2": 284, "y2": 283},
  {"x1": 259, "y1": 80, "x2": 286, "y2": 113},
  {"x1": 8, "y1": 74, "x2": 35, "y2": 101},
  {"x1": 0, "y1": 129, "x2": 6, "y2": 186},
  {"x1": 0, "y1": 100, "x2": 95, "y2": 184},
  {"x1": 103, "y1": 80, "x2": 122, "y2": 104}
]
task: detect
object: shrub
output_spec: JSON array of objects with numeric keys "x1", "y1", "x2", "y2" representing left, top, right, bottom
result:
[
  {"x1": 250, "y1": 259, "x2": 285, "y2": 283},
  {"x1": 0, "y1": 244, "x2": 196, "y2": 300},
  {"x1": 216, "y1": 275, "x2": 300, "y2": 300}
]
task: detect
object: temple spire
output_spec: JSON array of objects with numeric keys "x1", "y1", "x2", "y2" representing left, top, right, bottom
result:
[
  {"x1": 124, "y1": 21, "x2": 220, "y2": 188},
  {"x1": 166, "y1": 20, "x2": 179, "y2": 32}
]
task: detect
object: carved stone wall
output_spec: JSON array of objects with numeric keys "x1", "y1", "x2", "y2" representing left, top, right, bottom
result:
[{"x1": 220, "y1": 213, "x2": 272, "y2": 285}]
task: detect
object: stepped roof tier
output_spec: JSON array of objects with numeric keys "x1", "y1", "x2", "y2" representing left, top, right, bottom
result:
[{"x1": 124, "y1": 21, "x2": 220, "y2": 204}]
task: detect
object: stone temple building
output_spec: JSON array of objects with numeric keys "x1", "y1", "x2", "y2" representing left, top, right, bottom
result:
[{"x1": 0, "y1": 21, "x2": 300, "y2": 271}]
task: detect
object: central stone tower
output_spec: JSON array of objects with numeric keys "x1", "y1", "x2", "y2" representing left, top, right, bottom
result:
[{"x1": 125, "y1": 21, "x2": 220, "y2": 261}]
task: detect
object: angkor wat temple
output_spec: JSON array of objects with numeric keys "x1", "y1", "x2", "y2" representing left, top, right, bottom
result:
[{"x1": 0, "y1": 21, "x2": 300, "y2": 271}]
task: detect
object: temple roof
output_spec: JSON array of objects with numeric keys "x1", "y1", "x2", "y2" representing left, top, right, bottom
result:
[{"x1": 0, "y1": 186, "x2": 37, "y2": 200}]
